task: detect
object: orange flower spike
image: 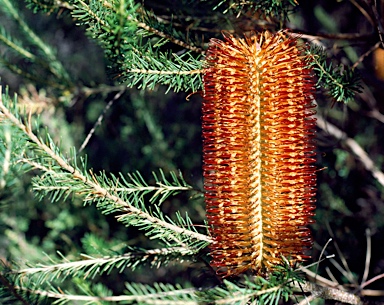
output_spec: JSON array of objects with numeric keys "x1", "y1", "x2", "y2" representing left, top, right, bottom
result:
[{"x1": 202, "y1": 31, "x2": 317, "y2": 277}]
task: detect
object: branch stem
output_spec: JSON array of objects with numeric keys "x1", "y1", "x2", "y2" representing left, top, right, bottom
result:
[
  {"x1": 294, "y1": 281, "x2": 363, "y2": 305},
  {"x1": 316, "y1": 114, "x2": 384, "y2": 188},
  {"x1": 0, "y1": 88, "x2": 212, "y2": 245}
]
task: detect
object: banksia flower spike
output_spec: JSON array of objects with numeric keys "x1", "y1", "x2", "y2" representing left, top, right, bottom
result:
[{"x1": 202, "y1": 31, "x2": 317, "y2": 277}]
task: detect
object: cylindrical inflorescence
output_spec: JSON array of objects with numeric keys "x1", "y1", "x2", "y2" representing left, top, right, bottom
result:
[{"x1": 202, "y1": 31, "x2": 317, "y2": 277}]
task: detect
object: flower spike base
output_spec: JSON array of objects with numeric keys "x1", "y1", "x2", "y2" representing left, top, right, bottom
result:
[{"x1": 202, "y1": 31, "x2": 317, "y2": 277}]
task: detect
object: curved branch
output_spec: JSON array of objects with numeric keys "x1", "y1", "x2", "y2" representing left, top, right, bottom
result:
[
  {"x1": 290, "y1": 29, "x2": 373, "y2": 41},
  {"x1": 294, "y1": 281, "x2": 363, "y2": 305},
  {"x1": 316, "y1": 114, "x2": 384, "y2": 188}
]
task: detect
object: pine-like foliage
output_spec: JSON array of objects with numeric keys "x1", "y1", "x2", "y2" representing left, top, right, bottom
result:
[
  {"x1": 306, "y1": 45, "x2": 362, "y2": 103},
  {"x1": 0, "y1": 0, "x2": 382, "y2": 304}
]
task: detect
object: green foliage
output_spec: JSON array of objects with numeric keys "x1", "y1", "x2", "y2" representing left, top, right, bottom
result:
[
  {"x1": 0, "y1": 0, "x2": 72, "y2": 90},
  {"x1": 1, "y1": 257, "x2": 305, "y2": 304},
  {"x1": 0, "y1": 123, "x2": 25, "y2": 200},
  {"x1": 6, "y1": 246, "x2": 195, "y2": 286},
  {"x1": 212, "y1": 0, "x2": 298, "y2": 20},
  {"x1": 72, "y1": 0, "x2": 203, "y2": 92},
  {"x1": 0, "y1": 86, "x2": 208, "y2": 248},
  {"x1": 0, "y1": 271, "x2": 47, "y2": 305},
  {"x1": 24, "y1": 0, "x2": 73, "y2": 14},
  {"x1": 0, "y1": 0, "x2": 382, "y2": 304},
  {"x1": 306, "y1": 45, "x2": 362, "y2": 103},
  {"x1": 119, "y1": 49, "x2": 203, "y2": 93}
]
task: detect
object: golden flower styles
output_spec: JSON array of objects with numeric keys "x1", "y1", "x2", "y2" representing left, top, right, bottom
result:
[{"x1": 202, "y1": 31, "x2": 317, "y2": 277}]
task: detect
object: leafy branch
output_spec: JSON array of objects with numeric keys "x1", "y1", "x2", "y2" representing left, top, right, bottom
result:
[
  {"x1": 0, "y1": 86, "x2": 211, "y2": 249},
  {"x1": 2, "y1": 258, "x2": 367, "y2": 305},
  {"x1": 121, "y1": 49, "x2": 203, "y2": 92},
  {"x1": 306, "y1": 45, "x2": 362, "y2": 103},
  {"x1": 0, "y1": 26, "x2": 37, "y2": 61},
  {"x1": 0, "y1": 0, "x2": 71, "y2": 84},
  {"x1": 13, "y1": 246, "x2": 197, "y2": 286},
  {"x1": 25, "y1": 0, "x2": 74, "y2": 13},
  {"x1": 72, "y1": 0, "x2": 203, "y2": 92},
  {"x1": 213, "y1": 0, "x2": 299, "y2": 20},
  {"x1": 133, "y1": 4, "x2": 204, "y2": 53},
  {"x1": 0, "y1": 272, "x2": 42, "y2": 305},
  {"x1": 26, "y1": 164, "x2": 194, "y2": 206},
  {"x1": 3, "y1": 264, "x2": 318, "y2": 305}
]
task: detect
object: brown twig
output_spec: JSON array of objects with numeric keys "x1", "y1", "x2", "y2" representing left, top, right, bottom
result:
[
  {"x1": 361, "y1": 229, "x2": 372, "y2": 287},
  {"x1": 315, "y1": 238, "x2": 333, "y2": 283},
  {"x1": 361, "y1": 288, "x2": 384, "y2": 296},
  {"x1": 289, "y1": 29, "x2": 373, "y2": 41},
  {"x1": 325, "y1": 222, "x2": 358, "y2": 286},
  {"x1": 0, "y1": 273, "x2": 30, "y2": 305},
  {"x1": 316, "y1": 114, "x2": 384, "y2": 188},
  {"x1": 78, "y1": 90, "x2": 125, "y2": 154},
  {"x1": 360, "y1": 273, "x2": 384, "y2": 289},
  {"x1": 363, "y1": 0, "x2": 384, "y2": 47},
  {"x1": 294, "y1": 281, "x2": 363, "y2": 305},
  {"x1": 350, "y1": 0, "x2": 376, "y2": 26},
  {"x1": 352, "y1": 41, "x2": 381, "y2": 69},
  {"x1": 128, "y1": 14, "x2": 205, "y2": 54}
]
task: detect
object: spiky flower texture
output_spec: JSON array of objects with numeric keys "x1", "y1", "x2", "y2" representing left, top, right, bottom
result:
[{"x1": 202, "y1": 31, "x2": 317, "y2": 277}]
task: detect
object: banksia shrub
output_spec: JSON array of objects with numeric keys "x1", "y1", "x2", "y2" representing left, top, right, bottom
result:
[{"x1": 202, "y1": 31, "x2": 317, "y2": 277}]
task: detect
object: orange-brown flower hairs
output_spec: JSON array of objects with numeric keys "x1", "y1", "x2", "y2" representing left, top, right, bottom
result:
[{"x1": 202, "y1": 31, "x2": 317, "y2": 277}]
